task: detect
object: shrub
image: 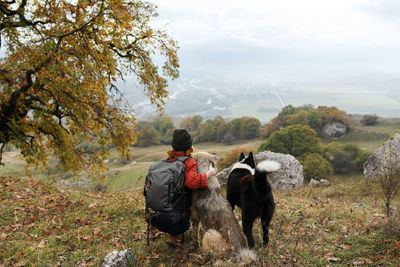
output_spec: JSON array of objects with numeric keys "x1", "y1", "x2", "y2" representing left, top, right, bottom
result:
[
  {"x1": 330, "y1": 151, "x2": 357, "y2": 175},
  {"x1": 355, "y1": 150, "x2": 372, "y2": 173},
  {"x1": 218, "y1": 147, "x2": 253, "y2": 170},
  {"x1": 361, "y1": 114, "x2": 378, "y2": 126},
  {"x1": 258, "y1": 125, "x2": 322, "y2": 158},
  {"x1": 343, "y1": 143, "x2": 361, "y2": 160},
  {"x1": 300, "y1": 153, "x2": 333, "y2": 182}
]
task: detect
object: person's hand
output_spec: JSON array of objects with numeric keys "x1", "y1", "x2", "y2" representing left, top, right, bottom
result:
[{"x1": 206, "y1": 164, "x2": 216, "y2": 178}]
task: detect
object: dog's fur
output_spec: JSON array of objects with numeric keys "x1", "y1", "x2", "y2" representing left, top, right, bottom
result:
[
  {"x1": 227, "y1": 152, "x2": 280, "y2": 248},
  {"x1": 191, "y1": 152, "x2": 248, "y2": 254}
]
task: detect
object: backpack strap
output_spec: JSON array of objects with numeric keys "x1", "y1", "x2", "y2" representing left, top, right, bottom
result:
[{"x1": 176, "y1": 156, "x2": 189, "y2": 163}]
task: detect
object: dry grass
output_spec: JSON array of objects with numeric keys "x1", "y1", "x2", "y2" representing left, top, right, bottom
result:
[{"x1": 1, "y1": 175, "x2": 399, "y2": 266}]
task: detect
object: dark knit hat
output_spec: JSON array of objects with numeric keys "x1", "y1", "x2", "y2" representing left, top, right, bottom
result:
[{"x1": 171, "y1": 129, "x2": 193, "y2": 151}]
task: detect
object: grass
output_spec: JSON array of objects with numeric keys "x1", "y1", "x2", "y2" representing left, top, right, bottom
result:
[
  {"x1": 1, "y1": 118, "x2": 400, "y2": 265},
  {"x1": 0, "y1": 140, "x2": 265, "y2": 193},
  {"x1": 1, "y1": 175, "x2": 399, "y2": 266},
  {"x1": 324, "y1": 117, "x2": 400, "y2": 151}
]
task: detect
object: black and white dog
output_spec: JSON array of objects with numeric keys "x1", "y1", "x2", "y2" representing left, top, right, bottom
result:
[{"x1": 227, "y1": 152, "x2": 280, "y2": 248}]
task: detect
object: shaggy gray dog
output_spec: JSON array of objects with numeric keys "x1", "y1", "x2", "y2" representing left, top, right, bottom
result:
[{"x1": 191, "y1": 152, "x2": 248, "y2": 253}]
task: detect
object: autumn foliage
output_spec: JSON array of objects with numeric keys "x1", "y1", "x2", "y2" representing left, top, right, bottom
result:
[
  {"x1": 262, "y1": 105, "x2": 349, "y2": 138},
  {"x1": 0, "y1": 0, "x2": 179, "y2": 174}
]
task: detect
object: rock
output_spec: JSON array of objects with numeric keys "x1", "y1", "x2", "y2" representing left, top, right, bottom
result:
[
  {"x1": 319, "y1": 179, "x2": 331, "y2": 187},
  {"x1": 216, "y1": 151, "x2": 304, "y2": 190},
  {"x1": 309, "y1": 178, "x2": 331, "y2": 187},
  {"x1": 322, "y1": 122, "x2": 348, "y2": 137},
  {"x1": 309, "y1": 179, "x2": 320, "y2": 187},
  {"x1": 364, "y1": 134, "x2": 400, "y2": 179},
  {"x1": 102, "y1": 249, "x2": 136, "y2": 267}
]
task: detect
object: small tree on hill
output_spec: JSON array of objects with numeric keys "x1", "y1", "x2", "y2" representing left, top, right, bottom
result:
[{"x1": 258, "y1": 125, "x2": 322, "y2": 158}]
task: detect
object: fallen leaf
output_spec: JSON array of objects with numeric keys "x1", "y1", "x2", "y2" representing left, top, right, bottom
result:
[
  {"x1": 340, "y1": 226, "x2": 348, "y2": 234},
  {"x1": 352, "y1": 260, "x2": 365, "y2": 266},
  {"x1": 395, "y1": 240, "x2": 400, "y2": 253},
  {"x1": 0, "y1": 233, "x2": 7, "y2": 241},
  {"x1": 323, "y1": 252, "x2": 341, "y2": 262},
  {"x1": 93, "y1": 227, "x2": 101, "y2": 235},
  {"x1": 37, "y1": 239, "x2": 46, "y2": 248},
  {"x1": 337, "y1": 244, "x2": 351, "y2": 250}
]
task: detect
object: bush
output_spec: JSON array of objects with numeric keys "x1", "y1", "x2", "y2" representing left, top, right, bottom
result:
[
  {"x1": 361, "y1": 114, "x2": 378, "y2": 126},
  {"x1": 330, "y1": 151, "x2": 357, "y2": 175},
  {"x1": 355, "y1": 150, "x2": 372, "y2": 173},
  {"x1": 300, "y1": 153, "x2": 332, "y2": 182},
  {"x1": 258, "y1": 125, "x2": 322, "y2": 158},
  {"x1": 218, "y1": 147, "x2": 253, "y2": 170}
]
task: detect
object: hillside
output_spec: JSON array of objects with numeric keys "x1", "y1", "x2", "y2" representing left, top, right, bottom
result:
[
  {"x1": 1, "y1": 116, "x2": 400, "y2": 265},
  {"x1": 1, "y1": 175, "x2": 399, "y2": 266}
]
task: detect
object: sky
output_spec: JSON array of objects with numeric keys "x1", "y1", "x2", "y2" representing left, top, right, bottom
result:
[{"x1": 152, "y1": 0, "x2": 400, "y2": 82}]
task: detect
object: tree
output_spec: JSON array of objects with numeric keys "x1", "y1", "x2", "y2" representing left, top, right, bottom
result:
[
  {"x1": 258, "y1": 125, "x2": 322, "y2": 158},
  {"x1": 152, "y1": 117, "x2": 174, "y2": 136},
  {"x1": 136, "y1": 125, "x2": 161, "y2": 147},
  {"x1": 179, "y1": 115, "x2": 203, "y2": 131},
  {"x1": 239, "y1": 116, "x2": 261, "y2": 139},
  {"x1": 0, "y1": 0, "x2": 179, "y2": 174}
]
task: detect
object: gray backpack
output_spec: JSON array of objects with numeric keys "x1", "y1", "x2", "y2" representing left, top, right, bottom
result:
[{"x1": 144, "y1": 157, "x2": 189, "y2": 242}]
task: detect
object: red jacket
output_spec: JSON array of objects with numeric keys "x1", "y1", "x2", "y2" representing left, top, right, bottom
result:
[
  {"x1": 168, "y1": 151, "x2": 207, "y2": 216},
  {"x1": 168, "y1": 151, "x2": 207, "y2": 190}
]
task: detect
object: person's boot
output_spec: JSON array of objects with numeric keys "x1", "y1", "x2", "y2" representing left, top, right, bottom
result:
[{"x1": 166, "y1": 234, "x2": 182, "y2": 248}]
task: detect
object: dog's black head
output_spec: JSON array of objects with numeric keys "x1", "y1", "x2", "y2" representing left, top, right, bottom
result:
[{"x1": 238, "y1": 152, "x2": 255, "y2": 169}]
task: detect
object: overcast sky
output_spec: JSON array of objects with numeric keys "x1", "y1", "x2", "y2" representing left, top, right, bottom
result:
[{"x1": 152, "y1": 0, "x2": 400, "y2": 83}]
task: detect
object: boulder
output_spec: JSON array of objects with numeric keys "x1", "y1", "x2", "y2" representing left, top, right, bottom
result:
[
  {"x1": 364, "y1": 134, "x2": 400, "y2": 179},
  {"x1": 322, "y1": 122, "x2": 348, "y2": 137},
  {"x1": 216, "y1": 151, "x2": 304, "y2": 190},
  {"x1": 102, "y1": 250, "x2": 136, "y2": 267}
]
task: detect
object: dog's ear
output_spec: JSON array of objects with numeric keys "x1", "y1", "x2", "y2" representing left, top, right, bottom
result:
[
  {"x1": 239, "y1": 152, "x2": 245, "y2": 161},
  {"x1": 248, "y1": 152, "x2": 255, "y2": 168}
]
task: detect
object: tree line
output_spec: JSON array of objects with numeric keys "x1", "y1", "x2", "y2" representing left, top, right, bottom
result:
[{"x1": 136, "y1": 115, "x2": 262, "y2": 147}]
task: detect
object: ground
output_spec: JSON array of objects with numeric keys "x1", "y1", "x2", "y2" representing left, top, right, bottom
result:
[{"x1": 1, "y1": 174, "x2": 399, "y2": 266}]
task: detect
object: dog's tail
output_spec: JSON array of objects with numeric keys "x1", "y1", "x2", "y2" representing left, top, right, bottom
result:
[{"x1": 253, "y1": 160, "x2": 280, "y2": 198}]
